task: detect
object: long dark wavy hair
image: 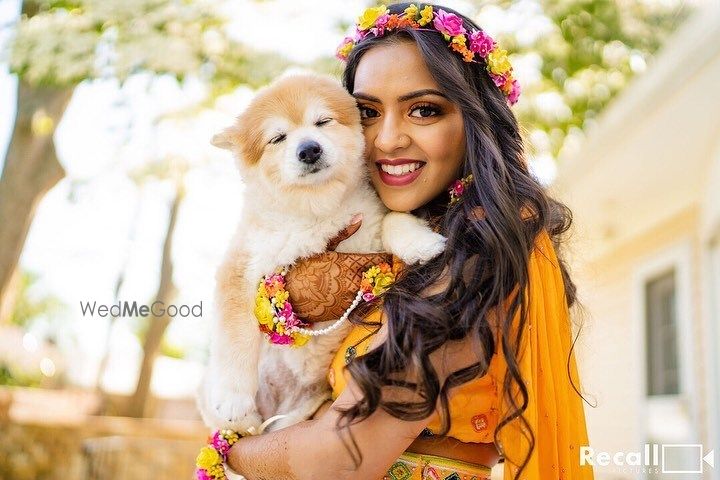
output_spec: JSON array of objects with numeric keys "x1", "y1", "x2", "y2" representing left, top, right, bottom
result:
[{"x1": 335, "y1": 3, "x2": 586, "y2": 478}]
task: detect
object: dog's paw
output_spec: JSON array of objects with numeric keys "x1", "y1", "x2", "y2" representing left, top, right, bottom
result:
[
  {"x1": 400, "y1": 229, "x2": 447, "y2": 265},
  {"x1": 382, "y1": 212, "x2": 447, "y2": 265},
  {"x1": 202, "y1": 386, "x2": 263, "y2": 433}
]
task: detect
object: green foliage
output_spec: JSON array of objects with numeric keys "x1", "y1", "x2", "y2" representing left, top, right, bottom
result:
[
  {"x1": 7, "y1": 271, "x2": 63, "y2": 329},
  {"x1": 0, "y1": 363, "x2": 42, "y2": 387},
  {"x1": 130, "y1": 316, "x2": 186, "y2": 359},
  {"x1": 159, "y1": 338, "x2": 185, "y2": 359},
  {"x1": 484, "y1": 0, "x2": 692, "y2": 158},
  {"x1": 6, "y1": 0, "x2": 290, "y2": 90}
]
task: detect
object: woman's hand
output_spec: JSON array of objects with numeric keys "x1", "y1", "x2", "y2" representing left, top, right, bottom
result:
[{"x1": 283, "y1": 215, "x2": 394, "y2": 323}]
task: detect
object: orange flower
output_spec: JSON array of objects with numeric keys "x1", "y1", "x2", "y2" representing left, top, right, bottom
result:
[
  {"x1": 447, "y1": 42, "x2": 475, "y2": 62},
  {"x1": 386, "y1": 14, "x2": 400, "y2": 29},
  {"x1": 378, "y1": 263, "x2": 391, "y2": 274},
  {"x1": 501, "y1": 75, "x2": 514, "y2": 94},
  {"x1": 462, "y1": 48, "x2": 475, "y2": 62},
  {"x1": 397, "y1": 16, "x2": 419, "y2": 29}
]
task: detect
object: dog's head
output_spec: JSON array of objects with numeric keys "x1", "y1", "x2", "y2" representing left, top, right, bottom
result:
[{"x1": 212, "y1": 73, "x2": 365, "y2": 196}]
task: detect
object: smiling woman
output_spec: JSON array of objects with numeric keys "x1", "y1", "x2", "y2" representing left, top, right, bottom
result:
[
  {"x1": 216, "y1": 3, "x2": 594, "y2": 480},
  {"x1": 353, "y1": 41, "x2": 467, "y2": 212}
]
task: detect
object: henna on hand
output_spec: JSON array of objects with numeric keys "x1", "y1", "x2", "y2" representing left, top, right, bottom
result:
[
  {"x1": 283, "y1": 216, "x2": 393, "y2": 324},
  {"x1": 284, "y1": 250, "x2": 393, "y2": 323}
]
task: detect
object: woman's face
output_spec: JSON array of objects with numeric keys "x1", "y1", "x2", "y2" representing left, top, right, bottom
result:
[{"x1": 352, "y1": 40, "x2": 466, "y2": 212}]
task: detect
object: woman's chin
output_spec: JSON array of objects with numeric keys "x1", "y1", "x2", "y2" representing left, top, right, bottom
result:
[
  {"x1": 376, "y1": 190, "x2": 424, "y2": 213},
  {"x1": 370, "y1": 169, "x2": 437, "y2": 213}
]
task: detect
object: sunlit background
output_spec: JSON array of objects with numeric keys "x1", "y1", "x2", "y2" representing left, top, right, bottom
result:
[{"x1": 0, "y1": 0, "x2": 717, "y2": 479}]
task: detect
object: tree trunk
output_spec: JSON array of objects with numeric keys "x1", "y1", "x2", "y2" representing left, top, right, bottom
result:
[
  {"x1": 0, "y1": 81, "x2": 74, "y2": 318},
  {"x1": 125, "y1": 184, "x2": 183, "y2": 418},
  {"x1": 95, "y1": 201, "x2": 143, "y2": 394}
]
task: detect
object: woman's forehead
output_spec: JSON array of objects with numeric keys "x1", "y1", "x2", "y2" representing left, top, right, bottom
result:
[{"x1": 353, "y1": 41, "x2": 440, "y2": 99}]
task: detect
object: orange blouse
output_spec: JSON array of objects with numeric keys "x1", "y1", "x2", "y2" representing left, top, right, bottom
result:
[{"x1": 327, "y1": 229, "x2": 594, "y2": 479}]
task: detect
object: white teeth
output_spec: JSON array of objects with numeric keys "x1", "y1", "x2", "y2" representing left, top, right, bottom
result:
[{"x1": 380, "y1": 162, "x2": 422, "y2": 176}]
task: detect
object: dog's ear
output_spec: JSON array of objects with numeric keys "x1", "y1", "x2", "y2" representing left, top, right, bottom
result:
[{"x1": 210, "y1": 125, "x2": 241, "y2": 150}]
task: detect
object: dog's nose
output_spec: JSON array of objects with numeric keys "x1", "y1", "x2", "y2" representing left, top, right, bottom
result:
[{"x1": 297, "y1": 141, "x2": 323, "y2": 164}]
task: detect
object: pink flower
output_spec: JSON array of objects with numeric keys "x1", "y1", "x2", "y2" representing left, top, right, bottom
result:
[
  {"x1": 432, "y1": 9, "x2": 466, "y2": 37},
  {"x1": 268, "y1": 274, "x2": 285, "y2": 287},
  {"x1": 284, "y1": 313, "x2": 300, "y2": 329},
  {"x1": 370, "y1": 13, "x2": 389, "y2": 36},
  {"x1": 354, "y1": 27, "x2": 369, "y2": 42},
  {"x1": 469, "y1": 30, "x2": 495, "y2": 57},
  {"x1": 362, "y1": 292, "x2": 375, "y2": 302},
  {"x1": 270, "y1": 333, "x2": 293, "y2": 345},
  {"x1": 490, "y1": 72, "x2": 506, "y2": 88},
  {"x1": 280, "y1": 302, "x2": 293, "y2": 317},
  {"x1": 196, "y1": 469, "x2": 212, "y2": 480},
  {"x1": 508, "y1": 80, "x2": 521, "y2": 105},
  {"x1": 211, "y1": 432, "x2": 231, "y2": 455}
]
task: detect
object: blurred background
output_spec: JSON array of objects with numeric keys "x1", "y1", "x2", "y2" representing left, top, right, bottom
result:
[{"x1": 0, "y1": 0, "x2": 717, "y2": 479}]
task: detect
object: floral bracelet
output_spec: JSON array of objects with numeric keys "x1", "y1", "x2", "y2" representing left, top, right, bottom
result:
[{"x1": 195, "y1": 430, "x2": 241, "y2": 480}]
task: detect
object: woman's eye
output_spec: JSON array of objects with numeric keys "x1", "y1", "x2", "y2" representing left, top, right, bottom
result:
[
  {"x1": 315, "y1": 118, "x2": 332, "y2": 126},
  {"x1": 269, "y1": 133, "x2": 286, "y2": 145},
  {"x1": 409, "y1": 104, "x2": 441, "y2": 118},
  {"x1": 359, "y1": 106, "x2": 379, "y2": 120}
]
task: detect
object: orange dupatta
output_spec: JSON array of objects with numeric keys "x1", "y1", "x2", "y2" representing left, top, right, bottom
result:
[{"x1": 494, "y1": 229, "x2": 594, "y2": 480}]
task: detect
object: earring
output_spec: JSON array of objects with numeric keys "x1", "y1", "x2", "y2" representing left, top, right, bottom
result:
[{"x1": 448, "y1": 174, "x2": 473, "y2": 206}]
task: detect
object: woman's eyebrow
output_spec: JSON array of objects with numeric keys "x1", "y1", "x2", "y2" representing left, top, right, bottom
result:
[{"x1": 353, "y1": 89, "x2": 447, "y2": 103}]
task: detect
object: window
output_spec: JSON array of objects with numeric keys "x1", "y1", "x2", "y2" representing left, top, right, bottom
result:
[{"x1": 645, "y1": 269, "x2": 679, "y2": 396}]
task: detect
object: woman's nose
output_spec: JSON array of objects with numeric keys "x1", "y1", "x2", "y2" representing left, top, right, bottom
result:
[{"x1": 374, "y1": 115, "x2": 411, "y2": 153}]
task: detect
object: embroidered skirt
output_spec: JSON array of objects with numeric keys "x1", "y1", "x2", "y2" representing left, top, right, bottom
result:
[{"x1": 383, "y1": 452, "x2": 492, "y2": 480}]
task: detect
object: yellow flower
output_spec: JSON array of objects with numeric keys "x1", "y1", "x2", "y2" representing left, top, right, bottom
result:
[
  {"x1": 375, "y1": 273, "x2": 395, "y2": 290},
  {"x1": 418, "y1": 5, "x2": 433, "y2": 26},
  {"x1": 364, "y1": 265, "x2": 380, "y2": 279},
  {"x1": 293, "y1": 333, "x2": 310, "y2": 347},
  {"x1": 404, "y1": 4, "x2": 418, "y2": 19},
  {"x1": 370, "y1": 273, "x2": 395, "y2": 297},
  {"x1": 196, "y1": 447, "x2": 221, "y2": 469},
  {"x1": 273, "y1": 289, "x2": 289, "y2": 309},
  {"x1": 276, "y1": 323, "x2": 285, "y2": 334},
  {"x1": 338, "y1": 41, "x2": 354, "y2": 58},
  {"x1": 254, "y1": 296, "x2": 274, "y2": 327},
  {"x1": 274, "y1": 289, "x2": 289, "y2": 304},
  {"x1": 487, "y1": 48, "x2": 511, "y2": 75},
  {"x1": 222, "y1": 430, "x2": 240, "y2": 443},
  {"x1": 207, "y1": 464, "x2": 225, "y2": 477},
  {"x1": 358, "y1": 5, "x2": 388, "y2": 30},
  {"x1": 451, "y1": 35, "x2": 466, "y2": 46}
]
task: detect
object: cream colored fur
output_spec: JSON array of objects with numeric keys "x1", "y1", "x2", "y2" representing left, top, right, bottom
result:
[{"x1": 197, "y1": 72, "x2": 445, "y2": 434}]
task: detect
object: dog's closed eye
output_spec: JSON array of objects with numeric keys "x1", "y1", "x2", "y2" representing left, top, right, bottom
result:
[
  {"x1": 314, "y1": 118, "x2": 332, "y2": 127},
  {"x1": 269, "y1": 133, "x2": 287, "y2": 145}
]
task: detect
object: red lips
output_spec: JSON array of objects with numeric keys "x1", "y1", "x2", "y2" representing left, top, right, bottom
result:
[{"x1": 375, "y1": 158, "x2": 426, "y2": 187}]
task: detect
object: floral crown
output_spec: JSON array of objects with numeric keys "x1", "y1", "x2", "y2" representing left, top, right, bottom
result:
[{"x1": 336, "y1": 4, "x2": 521, "y2": 106}]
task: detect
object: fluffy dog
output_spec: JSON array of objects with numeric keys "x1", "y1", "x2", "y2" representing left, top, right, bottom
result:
[{"x1": 198, "y1": 72, "x2": 445, "y2": 434}]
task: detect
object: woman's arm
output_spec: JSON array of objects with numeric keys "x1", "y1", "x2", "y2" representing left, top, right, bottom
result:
[
  {"x1": 226, "y1": 323, "x2": 483, "y2": 479},
  {"x1": 226, "y1": 379, "x2": 431, "y2": 479}
]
